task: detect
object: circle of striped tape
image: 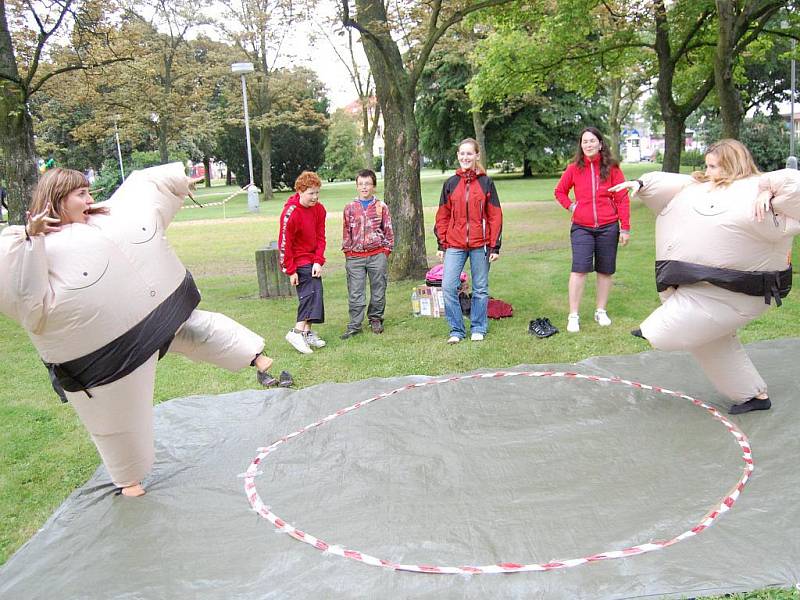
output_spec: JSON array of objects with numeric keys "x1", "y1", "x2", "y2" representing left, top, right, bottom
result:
[{"x1": 242, "y1": 371, "x2": 753, "y2": 574}]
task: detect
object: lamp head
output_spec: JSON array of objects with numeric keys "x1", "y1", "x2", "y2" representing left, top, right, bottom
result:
[{"x1": 231, "y1": 62, "x2": 255, "y2": 75}]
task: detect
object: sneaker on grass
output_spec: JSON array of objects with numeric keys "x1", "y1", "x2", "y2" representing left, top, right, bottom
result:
[
  {"x1": 286, "y1": 329, "x2": 313, "y2": 354},
  {"x1": 567, "y1": 313, "x2": 580, "y2": 333},
  {"x1": 594, "y1": 309, "x2": 612, "y2": 327},
  {"x1": 305, "y1": 330, "x2": 326, "y2": 348}
]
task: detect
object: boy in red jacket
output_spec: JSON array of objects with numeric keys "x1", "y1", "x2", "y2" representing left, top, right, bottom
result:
[{"x1": 278, "y1": 171, "x2": 327, "y2": 354}]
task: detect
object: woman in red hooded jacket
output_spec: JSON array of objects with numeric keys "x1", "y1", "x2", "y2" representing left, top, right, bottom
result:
[
  {"x1": 434, "y1": 138, "x2": 503, "y2": 343},
  {"x1": 555, "y1": 127, "x2": 630, "y2": 333}
]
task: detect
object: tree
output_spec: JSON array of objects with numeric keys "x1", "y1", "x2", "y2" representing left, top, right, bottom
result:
[
  {"x1": 120, "y1": 0, "x2": 213, "y2": 163},
  {"x1": 217, "y1": 0, "x2": 316, "y2": 199},
  {"x1": 215, "y1": 67, "x2": 328, "y2": 191},
  {"x1": 317, "y1": 24, "x2": 381, "y2": 169},
  {"x1": 0, "y1": 0, "x2": 129, "y2": 224},
  {"x1": 321, "y1": 109, "x2": 362, "y2": 181},
  {"x1": 341, "y1": 0, "x2": 517, "y2": 279}
]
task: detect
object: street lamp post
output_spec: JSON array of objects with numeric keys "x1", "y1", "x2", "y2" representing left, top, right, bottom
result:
[
  {"x1": 114, "y1": 115, "x2": 125, "y2": 181},
  {"x1": 231, "y1": 62, "x2": 260, "y2": 211}
]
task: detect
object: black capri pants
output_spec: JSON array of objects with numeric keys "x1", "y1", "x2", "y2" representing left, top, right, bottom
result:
[
  {"x1": 295, "y1": 264, "x2": 325, "y2": 323},
  {"x1": 570, "y1": 222, "x2": 620, "y2": 274}
]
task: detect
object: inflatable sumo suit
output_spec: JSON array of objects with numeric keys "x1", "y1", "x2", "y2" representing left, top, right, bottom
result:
[
  {"x1": 636, "y1": 169, "x2": 800, "y2": 404},
  {"x1": 0, "y1": 163, "x2": 265, "y2": 487}
]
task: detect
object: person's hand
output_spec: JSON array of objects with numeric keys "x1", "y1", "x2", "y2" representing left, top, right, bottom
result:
[
  {"x1": 488, "y1": 252, "x2": 499, "y2": 263},
  {"x1": 437, "y1": 250, "x2": 444, "y2": 262},
  {"x1": 753, "y1": 189, "x2": 773, "y2": 223},
  {"x1": 25, "y1": 203, "x2": 61, "y2": 236},
  {"x1": 609, "y1": 180, "x2": 640, "y2": 194},
  {"x1": 289, "y1": 272, "x2": 299, "y2": 286},
  {"x1": 312, "y1": 263, "x2": 322, "y2": 277},
  {"x1": 619, "y1": 232, "x2": 630, "y2": 246}
]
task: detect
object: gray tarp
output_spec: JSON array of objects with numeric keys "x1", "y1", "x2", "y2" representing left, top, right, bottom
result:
[{"x1": 1, "y1": 340, "x2": 798, "y2": 599}]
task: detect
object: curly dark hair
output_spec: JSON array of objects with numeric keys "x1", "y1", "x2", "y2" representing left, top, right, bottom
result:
[{"x1": 571, "y1": 127, "x2": 618, "y2": 181}]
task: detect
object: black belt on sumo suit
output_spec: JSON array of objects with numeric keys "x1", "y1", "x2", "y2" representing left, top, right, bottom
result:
[
  {"x1": 655, "y1": 260, "x2": 792, "y2": 308},
  {"x1": 44, "y1": 270, "x2": 201, "y2": 402}
]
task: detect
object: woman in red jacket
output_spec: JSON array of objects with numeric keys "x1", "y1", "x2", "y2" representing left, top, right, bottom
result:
[
  {"x1": 554, "y1": 127, "x2": 630, "y2": 333},
  {"x1": 434, "y1": 138, "x2": 503, "y2": 343}
]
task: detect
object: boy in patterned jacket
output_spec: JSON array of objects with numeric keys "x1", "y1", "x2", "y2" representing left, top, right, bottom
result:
[{"x1": 340, "y1": 169, "x2": 394, "y2": 338}]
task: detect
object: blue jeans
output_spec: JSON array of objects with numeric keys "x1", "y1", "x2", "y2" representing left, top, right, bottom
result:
[{"x1": 442, "y1": 248, "x2": 489, "y2": 339}]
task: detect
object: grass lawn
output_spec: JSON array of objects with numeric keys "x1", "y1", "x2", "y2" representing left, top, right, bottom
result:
[{"x1": 2, "y1": 165, "x2": 799, "y2": 598}]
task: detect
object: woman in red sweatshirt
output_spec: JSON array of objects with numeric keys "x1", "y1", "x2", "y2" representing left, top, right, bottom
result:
[{"x1": 554, "y1": 127, "x2": 630, "y2": 333}]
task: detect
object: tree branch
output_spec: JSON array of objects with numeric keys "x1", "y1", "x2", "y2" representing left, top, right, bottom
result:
[
  {"x1": 410, "y1": 0, "x2": 515, "y2": 88},
  {"x1": 29, "y1": 56, "x2": 133, "y2": 96}
]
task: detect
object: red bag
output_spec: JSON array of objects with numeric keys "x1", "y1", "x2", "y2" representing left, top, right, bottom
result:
[{"x1": 487, "y1": 298, "x2": 513, "y2": 319}]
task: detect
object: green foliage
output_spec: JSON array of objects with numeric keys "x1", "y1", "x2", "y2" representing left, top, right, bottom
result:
[
  {"x1": 93, "y1": 152, "x2": 184, "y2": 201},
  {"x1": 680, "y1": 149, "x2": 705, "y2": 168},
  {"x1": 488, "y1": 87, "x2": 608, "y2": 174},
  {"x1": 320, "y1": 111, "x2": 362, "y2": 182},
  {"x1": 417, "y1": 50, "x2": 475, "y2": 170},
  {"x1": 741, "y1": 115, "x2": 792, "y2": 171}
]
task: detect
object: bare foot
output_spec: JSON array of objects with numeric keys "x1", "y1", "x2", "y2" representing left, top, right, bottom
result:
[
  {"x1": 120, "y1": 483, "x2": 146, "y2": 497},
  {"x1": 254, "y1": 354, "x2": 274, "y2": 372}
]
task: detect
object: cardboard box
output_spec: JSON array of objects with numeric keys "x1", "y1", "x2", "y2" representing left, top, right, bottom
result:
[{"x1": 412, "y1": 285, "x2": 444, "y2": 318}]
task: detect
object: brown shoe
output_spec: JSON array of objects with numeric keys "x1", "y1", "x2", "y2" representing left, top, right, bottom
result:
[{"x1": 369, "y1": 319, "x2": 384, "y2": 334}]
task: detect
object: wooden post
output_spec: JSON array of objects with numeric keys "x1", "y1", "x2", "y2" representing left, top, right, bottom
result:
[{"x1": 255, "y1": 246, "x2": 293, "y2": 298}]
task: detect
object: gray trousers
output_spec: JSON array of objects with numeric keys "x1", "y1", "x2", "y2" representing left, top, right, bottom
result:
[{"x1": 345, "y1": 253, "x2": 388, "y2": 330}]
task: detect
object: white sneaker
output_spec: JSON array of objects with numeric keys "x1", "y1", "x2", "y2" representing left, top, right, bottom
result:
[
  {"x1": 286, "y1": 329, "x2": 313, "y2": 354},
  {"x1": 305, "y1": 330, "x2": 326, "y2": 348},
  {"x1": 594, "y1": 309, "x2": 612, "y2": 327},
  {"x1": 447, "y1": 336, "x2": 461, "y2": 344},
  {"x1": 567, "y1": 313, "x2": 580, "y2": 333},
  {"x1": 470, "y1": 332, "x2": 485, "y2": 341}
]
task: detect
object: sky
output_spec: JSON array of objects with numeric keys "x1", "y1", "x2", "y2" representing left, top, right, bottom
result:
[{"x1": 201, "y1": 3, "x2": 362, "y2": 110}]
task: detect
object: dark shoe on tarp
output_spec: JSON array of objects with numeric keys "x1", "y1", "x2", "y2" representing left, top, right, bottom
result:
[
  {"x1": 278, "y1": 371, "x2": 294, "y2": 388},
  {"x1": 340, "y1": 329, "x2": 362, "y2": 340},
  {"x1": 257, "y1": 371, "x2": 279, "y2": 387},
  {"x1": 729, "y1": 396, "x2": 771, "y2": 415}
]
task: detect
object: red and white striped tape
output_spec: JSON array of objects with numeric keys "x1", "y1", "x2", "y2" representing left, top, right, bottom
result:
[
  {"x1": 180, "y1": 187, "x2": 247, "y2": 209},
  {"x1": 242, "y1": 371, "x2": 754, "y2": 574}
]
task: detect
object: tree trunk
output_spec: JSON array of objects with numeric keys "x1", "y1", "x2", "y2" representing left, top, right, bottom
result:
[
  {"x1": 714, "y1": 0, "x2": 743, "y2": 139},
  {"x1": 226, "y1": 168, "x2": 232, "y2": 186},
  {"x1": 158, "y1": 120, "x2": 170, "y2": 163},
  {"x1": 661, "y1": 115, "x2": 685, "y2": 173},
  {"x1": 0, "y1": 91, "x2": 38, "y2": 225},
  {"x1": 202, "y1": 155, "x2": 211, "y2": 187},
  {"x1": 361, "y1": 98, "x2": 376, "y2": 169},
  {"x1": 355, "y1": 0, "x2": 428, "y2": 280},
  {"x1": 607, "y1": 77, "x2": 623, "y2": 161},
  {"x1": 0, "y1": 5, "x2": 37, "y2": 225},
  {"x1": 523, "y1": 158, "x2": 533, "y2": 178},
  {"x1": 255, "y1": 128, "x2": 273, "y2": 200},
  {"x1": 472, "y1": 106, "x2": 489, "y2": 167}
]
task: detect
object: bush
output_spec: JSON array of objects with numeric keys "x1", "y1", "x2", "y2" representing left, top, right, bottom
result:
[
  {"x1": 680, "y1": 149, "x2": 705, "y2": 168},
  {"x1": 740, "y1": 115, "x2": 790, "y2": 171}
]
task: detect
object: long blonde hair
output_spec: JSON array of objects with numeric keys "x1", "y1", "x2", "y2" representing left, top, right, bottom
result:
[
  {"x1": 457, "y1": 138, "x2": 486, "y2": 174},
  {"x1": 29, "y1": 168, "x2": 107, "y2": 223},
  {"x1": 691, "y1": 139, "x2": 760, "y2": 187}
]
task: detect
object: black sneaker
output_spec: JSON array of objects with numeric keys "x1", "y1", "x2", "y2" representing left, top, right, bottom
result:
[
  {"x1": 529, "y1": 317, "x2": 558, "y2": 338},
  {"x1": 369, "y1": 319, "x2": 384, "y2": 334},
  {"x1": 278, "y1": 371, "x2": 294, "y2": 388},
  {"x1": 540, "y1": 317, "x2": 559, "y2": 336},
  {"x1": 728, "y1": 396, "x2": 771, "y2": 415},
  {"x1": 340, "y1": 329, "x2": 362, "y2": 340},
  {"x1": 257, "y1": 371, "x2": 278, "y2": 387}
]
